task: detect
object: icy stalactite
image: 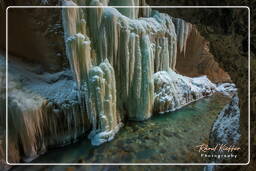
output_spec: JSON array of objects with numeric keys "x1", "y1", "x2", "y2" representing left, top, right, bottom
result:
[
  {"x1": 153, "y1": 70, "x2": 216, "y2": 114},
  {"x1": 109, "y1": 0, "x2": 151, "y2": 19},
  {"x1": 82, "y1": 59, "x2": 122, "y2": 145},
  {"x1": 127, "y1": 34, "x2": 154, "y2": 120},
  {"x1": 173, "y1": 18, "x2": 192, "y2": 56},
  {"x1": 8, "y1": 88, "x2": 89, "y2": 162},
  {"x1": 87, "y1": 7, "x2": 177, "y2": 71},
  {"x1": 65, "y1": 33, "x2": 92, "y2": 88},
  {"x1": 62, "y1": 1, "x2": 92, "y2": 88},
  {"x1": 62, "y1": 1, "x2": 123, "y2": 145}
]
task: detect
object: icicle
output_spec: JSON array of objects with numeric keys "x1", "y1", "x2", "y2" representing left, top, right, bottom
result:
[{"x1": 84, "y1": 59, "x2": 122, "y2": 146}]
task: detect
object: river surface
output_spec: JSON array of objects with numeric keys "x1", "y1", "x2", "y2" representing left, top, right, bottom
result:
[{"x1": 12, "y1": 93, "x2": 231, "y2": 170}]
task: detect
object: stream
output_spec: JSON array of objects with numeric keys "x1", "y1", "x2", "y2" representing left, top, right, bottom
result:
[{"x1": 12, "y1": 93, "x2": 231, "y2": 170}]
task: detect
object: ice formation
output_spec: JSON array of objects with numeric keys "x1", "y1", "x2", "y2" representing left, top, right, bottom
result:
[
  {"x1": 216, "y1": 83, "x2": 237, "y2": 97},
  {"x1": 2, "y1": 0, "x2": 239, "y2": 164},
  {"x1": 61, "y1": 0, "x2": 236, "y2": 145},
  {"x1": 153, "y1": 70, "x2": 216, "y2": 114},
  {"x1": 83, "y1": 59, "x2": 122, "y2": 145},
  {"x1": 4, "y1": 55, "x2": 90, "y2": 162},
  {"x1": 173, "y1": 18, "x2": 192, "y2": 56}
]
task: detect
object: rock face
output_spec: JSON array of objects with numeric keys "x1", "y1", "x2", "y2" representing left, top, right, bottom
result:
[
  {"x1": 146, "y1": 2, "x2": 251, "y2": 165},
  {"x1": 0, "y1": 53, "x2": 7, "y2": 170},
  {"x1": 3, "y1": 5, "x2": 67, "y2": 72},
  {"x1": 207, "y1": 94, "x2": 240, "y2": 165},
  {"x1": 173, "y1": 19, "x2": 231, "y2": 83},
  {"x1": 210, "y1": 94, "x2": 240, "y2": 145},
  {"x1": 177, "y1": 26, "x2": 231, "y2": 83}
]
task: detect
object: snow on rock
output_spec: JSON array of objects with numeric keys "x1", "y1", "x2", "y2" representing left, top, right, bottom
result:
[
  {"x1": 210, "y1": 94, "x2": 240, "y2": 145},
  {"x1": 4, "y1": 55, "x2": 90, "y2": 163},
  {"x1": 216, "y1": 83, "x2": 237, "y2": 97},
  {"x1": 153, "y1": 70, "x2": 216, "y2": 114}
]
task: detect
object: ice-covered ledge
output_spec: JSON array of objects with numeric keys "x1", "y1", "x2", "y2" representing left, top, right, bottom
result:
[{"x1": 153, "y1": 70, "x2": 216, "y2": 114}]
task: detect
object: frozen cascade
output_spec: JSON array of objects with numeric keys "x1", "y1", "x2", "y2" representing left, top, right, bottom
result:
[
  {"x1": 86, "y1": 3, "x2": 178, "y2": 120},
  {"x1": 82, "y1": 59, "x2": 122, "y2": 145},
  {"x1": 62, "y1": 0, "x2": 234, "y2": 145},
  {"x1": 62, "y1": 1, "x2": 178, "y2": 123},
  {"x1": 3, "y1": 54, "x2": 90, "y2": 163},
  {"x1": 62, "y1": 2, "x2": 123, "y2": 145}
]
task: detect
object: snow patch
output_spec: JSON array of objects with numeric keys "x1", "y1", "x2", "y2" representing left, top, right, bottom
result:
[{"x1": 216, "y1": 83, "x2": 237, "y2": 97}]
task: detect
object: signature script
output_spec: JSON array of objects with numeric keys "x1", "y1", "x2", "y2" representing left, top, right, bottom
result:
[{"x1": 196, "y1": 143, "x2": 240, "y2": 153}]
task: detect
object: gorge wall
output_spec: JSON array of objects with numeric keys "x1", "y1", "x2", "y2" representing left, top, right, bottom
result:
[{"x1": 147, "y1": 0, "x2": 254, "y2": 169}]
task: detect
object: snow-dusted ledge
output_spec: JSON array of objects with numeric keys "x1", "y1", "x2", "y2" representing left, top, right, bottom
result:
[
  {"x1": 216, "y1": 83, "x2": 237, "y2": 97},
  {"x1": 153, "y1": 70, "x2": 238, "y2": 114},
  {"x1": 153, "y1": 70, "x2": 217, "y2": 114}
]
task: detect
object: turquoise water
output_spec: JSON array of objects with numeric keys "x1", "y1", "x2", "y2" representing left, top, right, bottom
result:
[{"x1": 16, "y1": 94, "x2": 231, "y2": 166}]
